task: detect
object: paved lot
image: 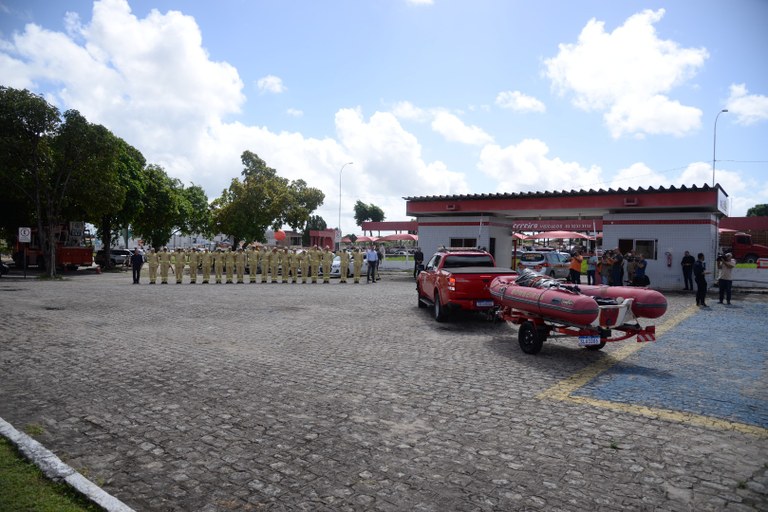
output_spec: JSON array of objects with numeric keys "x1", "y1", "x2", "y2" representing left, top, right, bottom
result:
[{"x1": 1, "y1": 270, "x2": 767, "y2": 511}]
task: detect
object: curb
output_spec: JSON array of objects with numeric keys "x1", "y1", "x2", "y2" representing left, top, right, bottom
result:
[{"x1": 0, "y1": 417, "x2": 134, "y2": 512}]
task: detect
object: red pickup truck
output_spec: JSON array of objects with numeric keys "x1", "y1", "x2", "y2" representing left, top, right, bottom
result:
[{"x1": 416, "y1": 248, "x2": 517, "y2": 322}]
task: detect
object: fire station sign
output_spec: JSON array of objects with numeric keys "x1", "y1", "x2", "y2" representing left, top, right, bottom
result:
[{"x1": 18, "y1": 227, "x2": 31, "y2": 243}]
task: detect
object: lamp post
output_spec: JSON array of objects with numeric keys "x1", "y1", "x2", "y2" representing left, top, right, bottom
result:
[
  {"x1": 712, "y1": 109, "x2": 728, "y2": 186},
  {"x1": 338, "y1": 162, "x2": 353, "y2": 250}
]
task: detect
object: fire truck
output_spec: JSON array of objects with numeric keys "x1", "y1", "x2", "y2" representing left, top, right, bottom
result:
[{"x1": 13, "y1": 221, "x2": 94, "y2": 269}]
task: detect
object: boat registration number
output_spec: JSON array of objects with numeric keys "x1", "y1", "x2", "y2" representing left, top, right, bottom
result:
[
  {"x1": 578, "y1": 335, "x2": 602, "y2": 346},
  {"x1": 476, "y1": 300, "x2": 494, "y2": 307}
]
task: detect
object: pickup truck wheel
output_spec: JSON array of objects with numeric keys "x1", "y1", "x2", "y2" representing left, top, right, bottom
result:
[
  {"x1": 518, "y1": 321, "x2": 544, "y2": 355},
  {"x1": 434, "y1": 291, "x2": 448, "y2": 322}
]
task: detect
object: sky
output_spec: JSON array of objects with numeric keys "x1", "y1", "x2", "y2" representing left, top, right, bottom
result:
[{"x1": 1, "y1": 0, "x2": 767, "y2": 234}]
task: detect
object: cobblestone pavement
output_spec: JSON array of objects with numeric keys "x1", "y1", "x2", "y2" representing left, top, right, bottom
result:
[{"x1": 1, "y1": 270, "x2": 767, "y2": 511}]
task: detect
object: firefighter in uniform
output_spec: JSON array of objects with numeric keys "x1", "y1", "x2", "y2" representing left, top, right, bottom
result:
[
  {"x1": 201, "y1": 248, "x2": 212, "y2": 284},
  {"x1": 187, "y1": 248, "x2": 199, "y2": 284},
  {"x1": 172, "y1": 249, "x2": 184, "y2": 284},
  {"x1": 338, "y1": 248, "x2": 350, "y2": 283},
  {"x1": 270, "y1": 247, "x2": 280, "y2": 283},
  {"x1": 159, "y1": 248, "x2": 171, "y2": 284},
  {"x1": 235, "y1": 247, "x2": 246, "y2": 284},
  {"x1": 225, "y1": 248, "x2": 235, "y2": 284},
  {"x1": 259, "y1": 247, "x2": 269, "y2": 283},
  {"x1": 298, "y1": 249, "x2": 308, "y2": 283},
  {"x1": 310, "y1": 246, "x2": 322, "y2": 284},
  {"x1": 247, "y1": 246, "x2": 259, "y2": 283},
  {"x1": 353, "y1": 248, "x2": 364, "y2": 284},
  {"x1": 213, "y1": 249, "x2": 224, "y2": 284},
  {"x1": 280, "y1": 248, "x2": 289, "y2": 283},
  {"x1": 288, "y1": 249, "x2": 298, "y2": 283},
  {"x1": 147, "y1": 248, "x2": 159, "y2": 284},
  {"x1": 322, "y1": 246, "x2": 333, "y2": 283}
]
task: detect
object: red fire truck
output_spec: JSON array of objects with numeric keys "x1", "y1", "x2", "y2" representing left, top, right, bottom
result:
[{"x1": 13, "y1": 221, "x2": 94, "y2": 269}]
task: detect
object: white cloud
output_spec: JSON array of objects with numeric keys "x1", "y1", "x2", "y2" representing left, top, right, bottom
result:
[
  {"x1": 495, "y1": 90, "x2": 546, "y2": 113},
  {"x1": 391, "y1": 100, "x2": 429, "y2": 122},
  {"x1": 544, "y1": 8, "x2": 707, "y2": 138},
  {"x1": 478, "y1": 139, "x2": 602, "y2": 193},
  {"x1": 286, "y1": 108, "x2": 303, "y2": 117},
  {"x1": 726, "y1": 84, "x2": 768, "y2": 126},
  {"x1": 257, "y1": 74, "x2": 285, "y2": 94},
  {"x1": 431, "y1": 111, "x2": 494, "y2": 145}
]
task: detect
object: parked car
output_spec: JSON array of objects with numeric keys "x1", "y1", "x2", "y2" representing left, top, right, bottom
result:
[
  {"x1": 95, "y1": 249, "x2": 132, "y2": 266},
  {"x1": 330, "y1": 253, "x2": 366, "y2": 277},
  {"x1": 516, "y1": 251, "x2": 571, "y2": 279}
]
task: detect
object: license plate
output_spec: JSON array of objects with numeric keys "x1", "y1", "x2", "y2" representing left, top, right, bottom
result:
[
  {"x1": 476, "y1": 300, "x2": 494, "y2": 307},
  {"x1": 579, "y1": 335, "x2": 602, "y2": 346}
]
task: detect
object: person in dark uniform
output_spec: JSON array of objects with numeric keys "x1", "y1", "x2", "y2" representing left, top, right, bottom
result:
[
  {"x1": 681, "y1": 250, "x2": 695, "y2": 290},
  {"x1": 130, "y1": 248, "x2": 143, "y2": 284},
  {"x1": 693, "y1": 252, "x2": 710, "y2": 307}
]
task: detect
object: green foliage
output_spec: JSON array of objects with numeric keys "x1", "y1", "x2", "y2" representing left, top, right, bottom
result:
[
  {"x1": 212, "y1": 151, "x2": 324, "y2": 244},
  {"x1": 179, "y1": 183, "x2": 212, "y2": 237},
  {"x1": 746, "y1": 204, "x2": 768, "y2": 217},
  {"x1": 131, "y1": 165, "x2": 186, "y2": 249},
  {"x1": 302, "y1": 215, "x2": 327, "y2": 246},
  {"x1": 353, "y1": 200, "x2": 386, "y2": 227}
]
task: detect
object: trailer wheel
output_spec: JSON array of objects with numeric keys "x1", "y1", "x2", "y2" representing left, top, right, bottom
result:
[
  {"x1": 585, "y1": 341, "x2": 607, "y2": 351},
  {"x1": 434, "y1": 291, "x2": 448, "y2": 322},
  {"x1": 519, "y1": 321, "x2": 544, "y2": 355}
]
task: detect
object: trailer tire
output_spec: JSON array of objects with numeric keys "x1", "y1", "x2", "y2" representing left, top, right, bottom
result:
[
  {"x1": 519, "y1": 321, "x2": 544, "y2": 355},
  {"x1": 434, "y1": 291, "x2": 448, "y2": 322}
]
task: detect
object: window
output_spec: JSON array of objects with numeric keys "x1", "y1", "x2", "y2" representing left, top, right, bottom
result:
[
  {"x1": 449, "y1": 238, "x2": 477, "y2": 248},
  {"x1": 426, "y1": 254, "x2": 441, "y2": 270},
  {"x1": 618, "y1": 238, "x2": 658, "y2": 260}
]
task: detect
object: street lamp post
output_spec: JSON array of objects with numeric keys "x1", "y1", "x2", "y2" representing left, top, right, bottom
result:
[
  {"x1": 338, "y1": 162, "x2": 353, "y2": 250},
  {"x1": 712, "y1": 109, "x2": 728, "y2": 186}
]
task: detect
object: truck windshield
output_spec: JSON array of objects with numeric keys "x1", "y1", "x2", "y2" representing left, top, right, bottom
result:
[{"x1": 443, "y1": 255, "x2": 495, "y2": 268}]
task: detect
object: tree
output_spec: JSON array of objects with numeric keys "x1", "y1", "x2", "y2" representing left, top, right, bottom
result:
[
  {"x1": 212, "y1": 151, "x2": 324, "y2": 245},
  {"x1": 302, "y1": 215, "x2": 327, "y2": 246},
  {"x1": 353, "y1": 200, "x2": 386, "y2": 229},
  {"x1": 746, "y1": 204, "x2": 768, "y2": 217},
  {"x1": 178, "y1": 184, "x2": 212, "y2": 237},
  {"x1": 131, "y1": 165, "x2": 186, "y2": 249}
]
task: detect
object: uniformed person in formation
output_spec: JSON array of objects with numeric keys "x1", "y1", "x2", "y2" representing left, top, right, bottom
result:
[
  {"x1": 298, "y1": 249, "x2": 308, "y2": 283},
  {"x1": 279, "y1": 248, "x2": 289, "y2": 283},
  {"x1": 147, "y1": 248, "x2": 159, "y2": 284},
  {"x1": 201, "y1": 248, "x2": 212, "y2": 284},
  {"x1": 288, "y1": 249, "x2": 298, "y2": 283},
  {"x1": 270, "y1": 247, "x2": 280, "y2": 283},
  {"x1": 213, "y1": 248, "x2": 224, "y2": 284},
  {"x1": 322, "y1": 246, "x2": 333, "y2": 284},
  {"x1": 352, "y1": 247, "x2": 364, "y2": 284},
  {"x1": 259, "y1": 246, "x2": 269, "y2": 283},
  {"x1": 338, "y1": 248, "x2": 350, "y2": 284},
  {"x1": 308, "y1": 245, "x2": 320, "y2": 284},
  {"x1": 247, "y1": 246, "x2": 259, "y2": 283},
  {"x1": 187, "y1": 248, "x2": 199, "y2": 284},
  {"x1": 235, "y1": 247, "x2": 246, "y2": 284},
  {"x1": 159, "y1": 247, "x2": 171, "y2": 284},
  {"x1": 225, "y1": 248, "x2": 235, "y2": 284},
  {"x1": 172, "y1": 249, "x2": 185, "y2": 284}
]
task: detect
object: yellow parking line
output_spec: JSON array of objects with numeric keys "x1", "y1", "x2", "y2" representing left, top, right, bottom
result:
[{"x1": 537, "y1": 304, "x2": 768, "y2": 437}]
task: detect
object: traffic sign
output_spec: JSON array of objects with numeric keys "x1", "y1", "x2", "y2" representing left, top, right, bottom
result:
[{"x1": 18, "y1": 227, "x2": 31, "y2": 243}]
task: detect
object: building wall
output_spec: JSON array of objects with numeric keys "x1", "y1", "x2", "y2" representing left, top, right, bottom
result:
[{"x1": 603, "y1": 212, "x2": 718, "y2": 289}]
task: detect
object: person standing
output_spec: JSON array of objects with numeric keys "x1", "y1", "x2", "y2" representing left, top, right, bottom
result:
[
  {"x1": 247, "y1": 246, "x2": 259, "y2": 283},
  {"x1": 366, "y1": 245, "x2": 378, "y2": 283},
  {"x1": 681, "y1": 250, "x2": 695, "y2": 290},
  {"x1": 353, "y1": 248, "x2": 364, "y2": 284},
  {"x1": 625, "y1": 252, "x2": 637, "y2": 286},
  {"x1": 309, "y1": 246, "x2": 320, "y2": 284},
  {"x1": 610, "y1": 250, "x2": 624, "y2": 287},
  {"x1": 260, "y1": 246, "x2": 270, "y2": 283},
  {"x1": 717, "y1": 253, "x2": 736, "y2": 305},
  {"x1": 375, "y1": 245, "x2": 384, "y2": 281},
  {"x1": 225, "y1": 248, "x2": 235, "y2": 284},
  {"x1": 322, "y1": 246, "x2": 333, "y2": 284},
  {"x1": 201, "y1": 248, "x2": 212, "y2": 284},
  {"x1": 235, "y1": 248, "x2": 246, "y2": 284},
  {"x1": 130, "y1": 248, "x2": 143, "y2": 284},
  {"x1": 338, "y1": 248, "x2": 350, "y2": 284},
  {"x1": 159, "y1": 248, "x2": 171, "y2": 284},
  {"x1": 693, "y1": 252, "x2": 710, "y2": 307},
  {"x1": 173, "y1": 249, "x2": 185, "y2": 284},
  {"x1": 298, "y1": 249, "x2": 309, "y2": 284},
  {"x1": 568, "y1": 250, "x2": 583, "y2": 284},
  {"x1": 634, "y1": 253, "x2": 648, "y2": 286},
  {"x1": 586, "y1": 251, "x2": 597, "y2": 285},
  {"x1": 414, "y1": 247, "x2": 424, "y2": 280},
  {"x1": 213, "y1": 249, "x2": 224, "y2": 284},
  {"x1": 147, "y1": 248, "x2": 159, "y2": 284},
  {"x1": 270, "y1": 247, "x2": 280, "y2": 283},
  {"x1": 599, "y1": 251, "x2": 611, "y2": 286},
  {"x1": 187, "y1": 248, "x2": 199, "y2": 284}
]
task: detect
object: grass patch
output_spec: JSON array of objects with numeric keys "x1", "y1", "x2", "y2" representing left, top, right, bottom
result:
[
  {"x1": 24, "y1": 423, "x2": 45, "y2": 437},
  {"x1": 0, "y1": 437, "x2": 102, "y2": 512}
]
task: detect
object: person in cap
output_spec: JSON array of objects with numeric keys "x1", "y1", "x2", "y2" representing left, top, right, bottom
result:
[
  {"x1": 235, "y1": 247, "x2": 246, "y2": 284},
  {"x1": 187, "y1": 248, "x2": 199, "y2": 284},
  {"x1": 288, "y1": 248, "x2": 298, "y2": 283},
  {"x1": 201, "y1": 248, "x2": 212, "y2": 284},
  {"x1": 247, "y1": 246, "x2": 259, "y2": 283},
  {"x1": 298, "y1": 249, "x2": 308, "y2": 283},
  {"x1": 338, "y1": 248, "x2": 350, "y2": 283},
  {"x1": 159, "y1": 247, "x2": 171, "y2": 284},
  {"x1": 147, "y1": 248, "x2": 159, "y2": 284},
  {"x1": 213, "y1": 248, "x2": 224, "y2": 284},
  {"x1": 260, "y1": 246, "x2": 270, "y2": 283},
  {"x1": 322, "y1": 246, "x2": 333, "y2": 283},
  {"x1": 173, "y1": 248, "x2": 185, "y2": 284}
]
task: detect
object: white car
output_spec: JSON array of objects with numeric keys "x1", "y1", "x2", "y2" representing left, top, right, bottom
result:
[{"x1": 330, "y1": 254, "x2": 366, "y2": 277}]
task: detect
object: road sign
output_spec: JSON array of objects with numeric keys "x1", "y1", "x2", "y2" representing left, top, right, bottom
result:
[{"x1": 18, "y1": 227, "x2": 31, "y2": 243}]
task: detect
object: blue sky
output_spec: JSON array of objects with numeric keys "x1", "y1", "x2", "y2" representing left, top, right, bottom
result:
[{"x1": 1, "y1": 0, "x2": 766, "y2": 232}]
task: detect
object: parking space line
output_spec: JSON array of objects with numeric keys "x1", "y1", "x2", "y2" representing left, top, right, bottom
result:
[{"x1": 537, "y1": 304, "x2": 768, "y2": 438}]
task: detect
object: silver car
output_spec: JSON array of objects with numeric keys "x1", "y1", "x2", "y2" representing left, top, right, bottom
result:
[{"x1": 516, "y1": 251, "x2": 571, "y2": 279}]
